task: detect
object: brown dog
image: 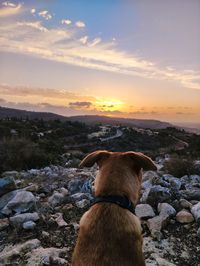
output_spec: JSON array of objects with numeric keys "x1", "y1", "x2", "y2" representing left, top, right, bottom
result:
[{"x1": 72, "y1": 150, "x2": 157, "y2": 266}]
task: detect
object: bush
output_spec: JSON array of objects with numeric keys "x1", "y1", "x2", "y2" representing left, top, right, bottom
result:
[
  {"x1": 164, "y1": 157, "x2": 200, "y2": 178},
  {"x1": 0, "y1": 138, "x2": 54, "y2": 173}
]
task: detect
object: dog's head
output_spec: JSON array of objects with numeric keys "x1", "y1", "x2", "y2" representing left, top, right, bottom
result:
[{"x1": 80, "y1": 150, "x2": 156, "y2": 203}]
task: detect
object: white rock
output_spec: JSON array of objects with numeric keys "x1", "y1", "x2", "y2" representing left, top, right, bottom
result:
[{"x1": 158, "y1": 203, "x2": 176, "y2": 217}]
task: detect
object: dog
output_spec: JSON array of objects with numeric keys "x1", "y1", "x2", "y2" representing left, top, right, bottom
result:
[{"x1": 72, "y1": 150, "x2": 157, "y2": 266}]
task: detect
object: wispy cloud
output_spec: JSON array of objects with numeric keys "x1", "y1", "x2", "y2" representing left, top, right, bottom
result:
[
  {"x1": 61, "y1": 19, "x2": 71, "y2": 25},
  {"x1": 0, "y1": 19, "x2": 199, "y2": 90},
  {"x1": 0, "y1": 1, "x2": 22, "y2": 17},
  {"x1": 68, "y1": 101, "x2": 92, "y2": 109},
  {"x1": 38, "y1": 10, "x2": 52, "y2": 20},
  {"x1": 75, "y1": 20, "x2": 85, "y2": 28}
]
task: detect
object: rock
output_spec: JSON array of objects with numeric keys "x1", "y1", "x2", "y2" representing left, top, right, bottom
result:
[
  {"x1": 9, "y1": 212, "x2": 39, "y2": 228},
  {"x1": 68, "y1": 178, "x2": 92, "y2": 194},
  {"x1": 0, "y1": 218, "x2": 9, "y2": 231},
  {"x1": 0, "y1": 190, "x2": 18, "y2": 212},
  {"x1": 197, "y1": 227, "x2": 200, "y2": 238},
  {"x1": 0, "y1": 176, "x2": 16, "y2": 197},
  {"x1": 147, "y1": 215, "x2": 169, "y2": 240},
  {"x1": 180, "y1": 188, "x2": 200, "y2": 201},
  {"x1": 141, "y1": 180, "x2": 152, "y2": 190},
  {"x1": 75, "y1": 199, "x2": 90, "y2": 208},
  {"x1": 1, "y1": 190, "x2": 37, "y2": 215},
  {"x1": 146, "y1": 185, "x2": 171, "y2": 207},
  {"x1": 0, "y1": 239, "x2": 41, "y2": 264},
  {"x1": 152, "y1": 254, "x2": 176, "y2": 266},
  {"x1": 191, "y1": 202, "x2": 200, "y2": 223},
  {"x1": 2, "y1": 171, "x2": 19, "y2": 178},
  {"x1": 26, "y1": 247, "x2": 68, "y2": 265},
  {"x1": 135, "y1": 204, "x2": 155, "y2": 219},
  {"x1": 179, "y1": 199, "x2": 193, "y2": 209},
  {"x1": 24, "y1": 184, "x2": 39, "y2": 193},
  {"x1": 48, "y1": 192, "x2": 65, "y2": 207},
  {"x1": 158, "y1": 203, "x2": 176, "y2": 217},
  {"x1": 23, "y1": 220, "x2": 36, "y2": 230},
  {"x1": 176, "y1": 210, "x2": 194, "y2": 223},
  {"x1": 70, "y1": 192, "x2": 93, "y2": 202},
  {"x1": 54, "y1": 212, "x2": 68, "y2": 227},
  {"x1": 168, "y1": 177, "x2": 182, "y2": 190},
  {"x1": 142, "y1": 171, "x2": 159, "y2": 182}
]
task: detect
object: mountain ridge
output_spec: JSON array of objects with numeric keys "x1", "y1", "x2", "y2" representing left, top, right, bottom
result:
[{"x1": 0, "y1": 106, "x2": 172, "y2": 129}]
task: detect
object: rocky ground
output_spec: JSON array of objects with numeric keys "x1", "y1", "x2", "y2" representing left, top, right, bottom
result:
[{"x1": 0, "y1": 164, "x2": 200, "y2": 265}]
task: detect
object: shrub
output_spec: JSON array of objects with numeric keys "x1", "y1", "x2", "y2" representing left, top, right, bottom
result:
[{"x1": 164, "y1": 157, "x2": 199, "y2": 178}]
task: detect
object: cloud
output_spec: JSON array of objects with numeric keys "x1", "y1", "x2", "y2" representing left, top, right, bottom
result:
[
  {"x1": 31, "y1": 8, "x2": 36, "y2": 14},
  {"x1": 89, "y1": 38, "x2": 101, "y2": 47},
  {"x1": 68, "y1": 101, "x2": 92, "y2": 109},
  {"x1": 0, "y1": 20, "x2": 199, "y2": 90},
  {"x1": 75, "y1": 21, "x2": 85, "y2": 28},
  {"x1": 0, "y1": 84, "x2": 95, "y2": 102},
  {"x1": 61, "y1": 19, "x2": 71, "y2": 25},
  {"x1": 38, "y1": 10, "x2": 52, "y2": 20},
  {"x1": 79, "y1": 36, "x2": 88, "y2": 45},
  {"x1": 0, "y1": 1, "x2": 22, "y2": 17}
]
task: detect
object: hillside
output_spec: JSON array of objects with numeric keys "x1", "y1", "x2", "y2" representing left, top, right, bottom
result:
[{"x1": 0, "y1": 106, "x2": 172, "y2": 129}]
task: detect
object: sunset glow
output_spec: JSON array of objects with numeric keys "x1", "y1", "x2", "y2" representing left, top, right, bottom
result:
[{"x1": 0, "y1": 0, "x2": 199, "y2": 123}]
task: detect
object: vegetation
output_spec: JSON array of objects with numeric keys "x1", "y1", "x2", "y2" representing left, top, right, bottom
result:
[{"x1": 0, "y1": 118, "x2": 200, "y2": 174}]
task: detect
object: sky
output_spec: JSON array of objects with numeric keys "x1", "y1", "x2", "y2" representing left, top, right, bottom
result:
[{"x1": 0, "y1": 0, "x2": 200, "y2": 123}]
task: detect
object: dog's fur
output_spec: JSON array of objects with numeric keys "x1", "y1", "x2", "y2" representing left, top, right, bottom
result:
[{"x1": 72, "y1": 150, "x2": 157, "y2": 266}]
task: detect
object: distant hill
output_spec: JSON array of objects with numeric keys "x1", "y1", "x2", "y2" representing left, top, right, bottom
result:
[
  {"x1": 0, "y1": 106, "x2": 66, "y2": 121},
  {"x1": 68, "y1": 115, "x2": 172, "y2": 129},
  {"x1": 0, "y1": 106, "x2": 172, "y2": 129}
]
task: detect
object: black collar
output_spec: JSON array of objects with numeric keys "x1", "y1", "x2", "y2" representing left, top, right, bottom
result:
[{"x1": 91, "y1": 195, "x2": 135, "y2": 214}]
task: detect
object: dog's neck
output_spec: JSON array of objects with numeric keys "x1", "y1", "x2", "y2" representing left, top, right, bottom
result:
[{"x1": 94, "y1": 168, "x2": 141, "y2": 206}]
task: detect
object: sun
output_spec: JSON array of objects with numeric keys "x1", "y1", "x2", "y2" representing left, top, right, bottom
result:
[{"x1": 95, "y1": 98, "x2": 124, "y2": 112}]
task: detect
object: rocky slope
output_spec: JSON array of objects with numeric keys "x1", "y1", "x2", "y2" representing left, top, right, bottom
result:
[{"x1": 0, "y1": 165, "x2": 200, "y2": 265}]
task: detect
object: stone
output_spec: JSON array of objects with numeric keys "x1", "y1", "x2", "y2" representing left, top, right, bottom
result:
[
  {"x1": 168, "y1": 177, "x2": 182, "y2": 190},
  {"x1": 26, "y1": 247, "x2": 69, "y2": 265},
  {"x1": 2, "y1": 171, "x2": 19, "y2": 178},
  {"x1": 147, "y1": 215, "x2": 169, "y2": 240},
  {"x1": 48, "y1": 192, "x2": 64, "y2": 207},
  {"x1": 197, "y1": 227, "x2": 200, "y2": 238},
  {"x1": 24, "y1": 184, "x2": 39, "y2": 193},
  {"x1": 176, "y1": 210, "x2": 194, "y2": 223},
  {"x1": 142, "y1": 171, "x2": 159, "y2": 182},
  {"x1": 0, "y1": 239, "x2": 41, "y2": 265},
  {"x1": 191, "y1": 202, "x2": 200, "y2": 223},
  {"x1": 70, "y1": 192, "x2": 93, "y2": 202},
  {"x1": 0, "y1": 176, "x2": 16, "y2": 197},
  {"x1": 1, "y1": 190, "x2": 37, "y2": 215},
  {"x1": 0, "y1": 218, "x2": 9, "y2": 231},
  {"x1": 180, "y1": 188, "x2": 200, "y2": 201},
  {"x1": 54, "y1": 212, "x2": 68, "y2": 227},
  {"x1": 146, "y1": 185, "x2": 171, "y2": 207},
  {"x1": 141, "y1": 180, "x2": 153, "y2": 190},
  {"x1": 23, "y1": 221, "x2": 36, "y2": 230},
  {"x1": 9, "y1": 212, "x2": 39, "y2": 227},
  {"x1": 179, "y1": 199, "x2": 193, "y2": 209},
  {"x1": 75, "y1": 199, "x2": 90, "y2": 208},
  {"x1": 158, "y1": 203, "x2": 176, "y2": 217},
  {"x1": 152, "y1": 254, "x2": 176, "y2": 266},
  {"x1": 135, "y1": 204, "x2": 155, "y2": 219}
]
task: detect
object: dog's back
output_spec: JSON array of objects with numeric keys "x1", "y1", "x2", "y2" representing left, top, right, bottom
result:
[
  {"x1": 72, "y1": 203, "x2": 145, "y2": 266},
  {"x1": 72, "y1": 150, "x2": 156, "y2": 266}
]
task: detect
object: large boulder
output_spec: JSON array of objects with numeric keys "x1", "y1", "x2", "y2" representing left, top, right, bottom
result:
[
  {"x1": 1, "y1": 190, "x2": 37, "y2": 215},
  {"x1": 0, "y1": 176, "x2": 16, "y2": 197}
]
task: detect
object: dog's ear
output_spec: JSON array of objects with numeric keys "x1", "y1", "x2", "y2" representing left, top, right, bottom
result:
[
  {"x1": 125, "y1": 151, "x2": 157, "y2": 171},
  {"x1": 79, "y1": 150, "x2": 110, "y2": 168}
]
